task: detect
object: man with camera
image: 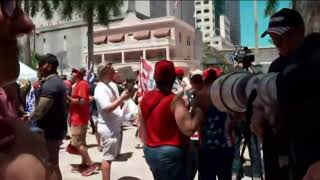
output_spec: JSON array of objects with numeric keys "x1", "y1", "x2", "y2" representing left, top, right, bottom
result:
[
  {"x1": 253, "y1": 8, "x2": 305, "y2": 180},
  {"x1": 276, "y1": 33, "x2": 320, "y2": 180},
  {"x1": 94, "y1": 62, "x2": 130, "y2": 180}
]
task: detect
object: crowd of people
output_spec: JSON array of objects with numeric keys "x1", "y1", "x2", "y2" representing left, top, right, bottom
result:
[{"x1": 1, "y1": 1, "x2": 320, "y2": 180}]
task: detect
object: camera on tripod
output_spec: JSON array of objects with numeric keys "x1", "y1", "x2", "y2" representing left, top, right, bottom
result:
[{"x1": 232, "y1": 46, "x2": 255, "y2": 70}]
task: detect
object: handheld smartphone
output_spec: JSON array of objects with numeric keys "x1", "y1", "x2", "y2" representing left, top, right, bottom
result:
[{"x1": 124, "y1": 82, "x2": 136, "y2": 94}]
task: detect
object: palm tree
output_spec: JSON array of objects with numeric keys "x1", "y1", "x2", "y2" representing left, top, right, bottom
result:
[
  {"x1": 264, "y1": 0, "x2": 279, "y2": 17},
  {"x1": 22, "y1": 0, "x2": 58, "y2": 66},
  {"x1": 57, "y1": 0, "x2": 123, "y2": 72}
]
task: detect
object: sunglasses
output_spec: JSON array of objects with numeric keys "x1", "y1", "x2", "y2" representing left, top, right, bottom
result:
[
  {"x1": 0, "y1": 0, "x2": 18, "y2": 19},
  {"x1": 102, "y1": 62, "x2": 113, "y2": 71}
]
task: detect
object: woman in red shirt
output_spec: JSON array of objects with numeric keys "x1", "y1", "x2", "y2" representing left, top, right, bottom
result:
[{"x1": 139, "y1": 60, "x2": 203, "y2": 180}]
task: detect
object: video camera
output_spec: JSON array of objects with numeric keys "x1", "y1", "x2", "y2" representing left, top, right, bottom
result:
[{"x1": 232, "y1": 46, "x2": 255, "y2": 70}]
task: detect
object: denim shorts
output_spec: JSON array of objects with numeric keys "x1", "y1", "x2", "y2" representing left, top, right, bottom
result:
[{"x1": 144, "y1": 145, "x2": 187, "y2": 180}]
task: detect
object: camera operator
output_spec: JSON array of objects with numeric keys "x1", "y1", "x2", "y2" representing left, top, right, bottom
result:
[
  {"x1": 276, "y1": 33, "x2": 320, "y2": 180},
  {"x1": 252, "y1": 8, "x2": 305, "y2": 180}
]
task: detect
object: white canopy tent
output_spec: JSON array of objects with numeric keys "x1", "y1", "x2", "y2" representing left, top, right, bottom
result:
[{"x1": 18, "y1": 62, "x2": 38, "y2": 82}]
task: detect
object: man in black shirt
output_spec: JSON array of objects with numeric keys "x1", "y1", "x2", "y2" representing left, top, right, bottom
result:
[
  {"x1": 29, "y1": 53, "x2": 67, "y2": 180},
  {"x1": 277, "y1": 33, "x2": 320, "y2": 180},
  {"x1": 257, "y1": 8, "x2": 305, "y2": 180}
]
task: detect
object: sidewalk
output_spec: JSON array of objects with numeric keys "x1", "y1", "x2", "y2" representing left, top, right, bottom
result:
[
  {"x1": 59, "y1": 125, "x2": 254, "y2": 180},
  {"x1": 59, "y1": 126, "x2": 153, "y2": 180}
]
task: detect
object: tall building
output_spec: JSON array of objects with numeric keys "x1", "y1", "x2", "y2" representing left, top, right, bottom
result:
[
  {"x1": 149, "y1": 0, "x2": 195, "y2": 27},
  {"x1": 194, "y1": 0, "x2": 233, "y2": 50},
  {"x1": 226, "y1": 0, "x2": 241, "y2": 46}
]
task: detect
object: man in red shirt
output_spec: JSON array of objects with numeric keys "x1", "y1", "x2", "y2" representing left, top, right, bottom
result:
[{"x1": 68, "y1": 68, "x2": 98, "y2": 176}]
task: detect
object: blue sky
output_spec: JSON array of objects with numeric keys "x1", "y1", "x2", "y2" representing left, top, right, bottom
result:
[{"x1": 240, "y1": 0, "x2": 291, "y2": 48}]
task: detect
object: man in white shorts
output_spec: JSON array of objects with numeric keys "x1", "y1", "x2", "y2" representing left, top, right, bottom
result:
[{"x1": 94, "y1": 62, "x2": 129, "y2": 180}]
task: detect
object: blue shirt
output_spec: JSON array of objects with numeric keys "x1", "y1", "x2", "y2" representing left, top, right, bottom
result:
[{"x1": 201, "y1": 105, "x2": 231, "y2": 150}]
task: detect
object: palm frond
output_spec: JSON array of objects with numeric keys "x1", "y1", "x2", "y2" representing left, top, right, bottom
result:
[
  {"x1": 82, "y1": 2, "x2": 94, "y2": 23},
  {"x1": 61, "y1": 0, "x2": 74, "y2": 20},
  {"x1": 96, "y1": 5, "x2": 110, "y2": 25},
  {"x1": 265, "y1": 0, "x2": 279, "y2": 17},
  {"x1": 51, "y1": 0, "x2": 61, "y2": 10},
  {"x1": 40, "y1": 0, "x2": 53, "y2": 20},
  {"x1": 108, "y1": 0, "x2": 123, "y2": 17},
  {"x1": 30, "y1": 0, "x2": 40, "y2": 17}
]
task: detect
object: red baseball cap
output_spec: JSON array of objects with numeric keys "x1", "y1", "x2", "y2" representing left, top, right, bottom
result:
[
  {"x1": 203, "y1": 68, "x2": 218, "y2": 81},
  {"x1": 175, "y1": 67, "x2": 185, "y2": 77},
  {"x1": 154, "y1": 60, "x2": 176, "y2": 82}
]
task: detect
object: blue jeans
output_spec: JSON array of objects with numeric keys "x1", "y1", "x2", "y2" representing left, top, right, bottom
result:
[
  {"x1": 144, "y1": 145, "x2": 187, "y2": 180},
  {"x1": 186, "y1": 140, "x2": 199, "y2": 180},
  {"x1": 232, "y1": 125, "x2": 263, "y2": 178}
]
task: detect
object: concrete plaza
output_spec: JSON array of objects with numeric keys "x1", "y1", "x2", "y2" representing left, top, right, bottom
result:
[
  {"x1": 59, "y1": 125, "x2": 253, "y2": 180},
  {"x1": 59, "y1": 126, "x2": 152, "y2": 180}
]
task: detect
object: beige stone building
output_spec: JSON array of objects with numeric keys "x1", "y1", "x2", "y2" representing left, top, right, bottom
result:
[{"x1": 88, "y1": 12, "x2": 199, "y2": 72}]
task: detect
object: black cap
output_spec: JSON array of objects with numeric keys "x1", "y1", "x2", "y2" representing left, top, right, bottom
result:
[
  {"x1": 261, "y1": 8, "x2": 304, "y2": 38},
  {"x1": 35, "y1": 53, "x2": 59, "y2": 68}
]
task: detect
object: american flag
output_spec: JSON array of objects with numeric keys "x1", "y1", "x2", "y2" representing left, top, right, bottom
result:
[{"x1": 138, "y1": 57, "x2": 155, "y2": 99}]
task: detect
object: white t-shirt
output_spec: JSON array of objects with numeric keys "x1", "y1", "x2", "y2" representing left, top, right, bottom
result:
[{"x1": 94, "y1": 82, "x2": 123, "y2": 136}]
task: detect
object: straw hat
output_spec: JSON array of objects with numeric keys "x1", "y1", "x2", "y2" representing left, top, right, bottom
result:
[{"x1": 97, "y1": 62, "x2": 113, "y2": 81}]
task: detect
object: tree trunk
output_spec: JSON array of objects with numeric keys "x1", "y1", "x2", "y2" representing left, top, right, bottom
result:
[
  {"x1": 24, "y1": 0, "x2": 32, "y2": 66},
  {"x1": 87, "y1": 8, "x2": 94, "y2": 73}
]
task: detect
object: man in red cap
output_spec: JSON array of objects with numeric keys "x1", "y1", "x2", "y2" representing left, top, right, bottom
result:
[
  {"x1": 173, "y1": 67, "x2": 191, "y2": 94},
  {"x1": 68, "y1": 67, "x2": 98, "y2": 176}
]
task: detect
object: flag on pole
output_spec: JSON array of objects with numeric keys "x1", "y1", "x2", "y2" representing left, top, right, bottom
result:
[{"x1": 138, "y1": 57, "x2": 155, "y2": 100}]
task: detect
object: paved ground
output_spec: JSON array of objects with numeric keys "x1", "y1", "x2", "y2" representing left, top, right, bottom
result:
[
  {"x1": 59, "y1": 125, "x2": 152, "y2": 180},
  {"x1": 59, "y1": 125, "x2": 254, "y2": 180}
]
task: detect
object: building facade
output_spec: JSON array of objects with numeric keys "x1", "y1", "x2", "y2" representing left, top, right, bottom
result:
[
  {"x1": 226, "y1": 0, "x2": 241, "y2": 46},
  {"x1": 90, "y1": 13, "x2": 198, "y2": 73},
  {"x1": 30, "y1": 0, "x2": 197, "y2": 74},
  {"x1": 194, "y1": 0, "x2": 233, "y2": 50},
  {"x1": 147, "y1": 0, "x2": 196, "y2": 27}
]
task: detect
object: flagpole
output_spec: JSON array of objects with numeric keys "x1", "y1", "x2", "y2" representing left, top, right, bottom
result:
[
  {"x1": 180, "y1": 0, "x2": 182, "y2": 20},
  {"x1": 139, "y1": 56, "x2": 143, "y2": 97}
]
